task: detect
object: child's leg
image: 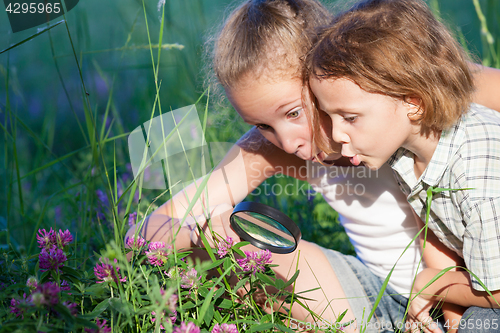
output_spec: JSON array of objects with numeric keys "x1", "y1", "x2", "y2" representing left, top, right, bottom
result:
[
  {"x1": 270, "y1": 241, "x2": 410, "y2": 333},
  {"x1": 268, "y1": 240, "x2": 356, "y2": 332}
]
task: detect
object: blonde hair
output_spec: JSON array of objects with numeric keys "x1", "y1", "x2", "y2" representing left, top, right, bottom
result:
[
  {"x1": 211, "y1": 0, "x2": 331, "y2": 88},
  {"x1": 305, "y1": 0, "x2": 475, "y2": 153}
]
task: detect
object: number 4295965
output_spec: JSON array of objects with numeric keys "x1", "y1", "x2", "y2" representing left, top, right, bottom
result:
[{"x1": 6, "y1": 2, "x2": 61, "y2": 14}]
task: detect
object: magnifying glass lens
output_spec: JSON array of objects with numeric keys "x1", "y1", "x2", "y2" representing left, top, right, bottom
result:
[
  {"x1": 232, "y1": 212, "x2": 295, "y2": 247},
  {"x1": 230, "y1": 202, "x2": 301, "y2": 253}
]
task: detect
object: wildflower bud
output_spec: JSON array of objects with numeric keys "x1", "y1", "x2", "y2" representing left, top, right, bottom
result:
[
  {"x1": 146, "y1": 242, "x2": 171, "y2": 266},
  {"x1": 32, "y1": 282, "x2": 60, "y2": 307},
  {"x1": 180, "y1": 268, "x2": 200, "y2": 289},
  {"x1": 31, "y1": 292, "x2": 46, "y2": 307},
  {"x1": 57, "y1": 229, "x2": 73, "y2": 248},
  {"x1": 125, "y1": 235, "x2": 146, "y2": 250},
  {"x1": 94, "y1": 258, "x2": 126, "y2": 284},
  {"x1": 159, "y1": 288, "x2": 178, "y2": 322},
  {"x1": 236, "y1": 249, "x2": 272, "y2": 276},
  {"x1": 85, "y1": 318, "x2": 111, "y2": 333},
  {"x1": 9, "y1": 294, "x2": 28, "y2": 318},
  {"x1": 173, "y1": 321, "x2": 200, "y2": 333},
  {"x1": 36, "y1": 228, "x2": 57, "y2": 249},
  {"x1": 39, "y1": 247, "x2": 67, "y2": 271},
  {"x1": 63, "y1": 301, "x2": 78, "y2": 316},
  {"x1": 212, "y1": 323, "x2": 239, "y2": 333},
  {"x1": 26, "y1": 276, "x2": 38, "y2": 290},
  {"x1": 128, "y1": 212, "x2": 137, "y2": 227},
  {"x1": 61, "y1": 280, "x2": 71, "y2": 291},
  {"x1": 217, "y1": 237, "x2": 235, "y2": 258}
]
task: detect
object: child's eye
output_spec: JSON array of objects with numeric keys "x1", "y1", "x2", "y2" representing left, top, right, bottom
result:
[
  {"x1": 287, "y1": 108, "x2": 302, "y2": 119},
  {"x1": 343, "y1": 116, "x2": 357, "y2": 123},
  {"x1": 256, "y1": 124, "x2": 271, "y2": 130}
]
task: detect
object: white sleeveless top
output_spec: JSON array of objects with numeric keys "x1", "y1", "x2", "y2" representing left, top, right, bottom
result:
[{"x1": 306, "y1": 161, "x2": 423, "y2": 295}]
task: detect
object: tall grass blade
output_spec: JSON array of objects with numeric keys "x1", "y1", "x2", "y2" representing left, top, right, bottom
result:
[
  {"x1": 0, "y1": 20, "x2": 65, "y2": 54},
  {"x1": 5, "y1": 106, "x2": 24, "y2": 216},
  {"x1": 473, "y1": 0, "x2": 497, "y2": 65},
  {"x1": 47, "y1": 27, "x2": 87, "y2": 145}
]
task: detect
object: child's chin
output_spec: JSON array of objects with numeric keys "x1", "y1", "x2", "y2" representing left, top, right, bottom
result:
[
  {"x1": 326, "y1": 152, "x2": 342, "y2": 161},
  {"x1": 362, "y1": 161, "x2": 380, "y2": 170},
  {"x1": 316, "y1": 151, "x2": 342, "y2": 163}
]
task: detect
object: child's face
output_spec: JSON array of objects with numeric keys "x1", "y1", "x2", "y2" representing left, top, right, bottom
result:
[
  {"x1": 309, "y1": 77, "x2": 416, "y2": 170},
  {"x1": 226, "y1": 77, "x2": 340, "y2": 163}
]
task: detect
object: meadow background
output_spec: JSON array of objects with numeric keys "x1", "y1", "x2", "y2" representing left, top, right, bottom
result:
[{"x1": 0, "y1": 0, "x2": 499, "y2": 280}]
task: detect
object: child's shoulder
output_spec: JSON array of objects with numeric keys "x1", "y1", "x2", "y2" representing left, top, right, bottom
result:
[
  {"x1": 442, "y1": 103, "x2": 500, "y2": 145},
  {"x1": 463, "y1": 103, "x2": 500, "y2": 128},
  {"x1": 453, "y1": 103, "x2": 500, "y2": 146},
  {"x1": 444, "y1": 104, "x2": 500, "y2": 201}
]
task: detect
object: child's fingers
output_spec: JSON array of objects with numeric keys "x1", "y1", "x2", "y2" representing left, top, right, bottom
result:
[
  {"x1": 406, "y1": 293, "x2": 442, "y2": 333},
  {"x1": 405, "y1": 313, "x2": 440, "y2": 333},
  {"x1": 188, "y1": 214, "x2": 209, "y2": 247},
  {"x1": 420, "y1": 316, "x2": 440, "y2": 333},
  {"x1": 220, "y1": 210, "x2": 242, "y2": 243},
  {"x1": 188, "y1": 204, "x2": 242, "y2": 247},
  {"x1": 207, "y1": 204, "x2": 242, "y2": 242},
  {"x1": 189, "y1": 227, "x2": 202, "y2": 247}
]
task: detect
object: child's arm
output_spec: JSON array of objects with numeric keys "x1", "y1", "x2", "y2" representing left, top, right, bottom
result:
[
  {"x1": 419, "y1": 234, "x2": 465, "y2": 333},
  {"x1": 408, "y1": 212, "x2": 466, "y2": 333},
  {"x1": 150, "y1": 127, "x2": 306, "y2": 220},
  {"x1": 126, "y1": 127, "x2": 306, "y2": 247},
  {"x1": 471, "y1": 64, "x2": 500, "y2": 112},
  {"x1": 125, "y1": 203, "x2": 238, "y2": 251},
  {"x1": 414, "y1": 268, "x2": 500, "y2": 309},
  {"x1": 410, "y1": 221, "x2": 500, "y2": 332}
]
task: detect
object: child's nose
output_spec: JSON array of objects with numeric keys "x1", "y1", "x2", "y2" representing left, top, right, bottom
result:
[
  {"x1": 281, "y1": 138, "x2": 300, "y2": 155},
  {"x1": 331, "y1": 125, "x2": 348, "y2": 144},
  {"x1": 277, "y1": 130, "x2": 302, "y2": 155}
]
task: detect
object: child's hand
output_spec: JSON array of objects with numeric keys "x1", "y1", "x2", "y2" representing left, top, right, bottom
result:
[
  {"x1": 189, "y1": 204, "x2": 241, "y2": 247},
  {"x1": 406, "y1": 292, "x2": 441, "y2": 333}
]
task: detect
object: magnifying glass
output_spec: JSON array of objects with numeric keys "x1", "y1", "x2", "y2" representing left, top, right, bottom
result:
[{"x1": 229, "y1": 201, "x2": 301, "y2": 254}]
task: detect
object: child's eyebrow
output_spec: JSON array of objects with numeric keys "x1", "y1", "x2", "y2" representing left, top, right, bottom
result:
[
  {"x1": 320, "y1": 105, "x2": 354, "y2": 115},
  {"x1": 318, "y1": 106, "x2": 337, "y2": 114},
  {"x1": 314, "y1": 99, "x2": 333, "y2": 114},
  {"x1": 275, "y1": 98, "x2": 302, "y2": 113}
]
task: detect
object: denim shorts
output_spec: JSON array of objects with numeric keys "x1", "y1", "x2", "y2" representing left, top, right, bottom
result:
[
  {"x1": 457, "y1": 307, "x2": 500, "y2": 333},
  {"x1": 320, "y1": 247, "x2": 410, "y2": 333}
]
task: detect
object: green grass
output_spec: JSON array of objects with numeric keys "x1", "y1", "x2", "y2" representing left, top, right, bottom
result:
[{"x1": 0, "y1": 0, "x2": 498, "y2": 259}]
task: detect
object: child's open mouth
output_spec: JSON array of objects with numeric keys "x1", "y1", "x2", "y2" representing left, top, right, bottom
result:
[{"x1": 349, "y1": 155, "x2": 361, "y2": 166}]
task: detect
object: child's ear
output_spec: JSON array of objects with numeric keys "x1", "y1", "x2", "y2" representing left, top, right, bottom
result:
[{"x1": 404, "y1": 96, "x2": 424, "y2": 121}]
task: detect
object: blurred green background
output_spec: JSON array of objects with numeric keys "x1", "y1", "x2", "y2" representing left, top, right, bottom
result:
[{"x1": 0, "y1": 0, "x2": 498, "y2": 259}]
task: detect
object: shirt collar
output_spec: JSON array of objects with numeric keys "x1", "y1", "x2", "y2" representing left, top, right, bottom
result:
[
  {"x1": 421, "y1": 121, "x2": 462, "y2": 186},
  {"x1": 389, "y1": 117, "x2": 464, "y2": 188}
]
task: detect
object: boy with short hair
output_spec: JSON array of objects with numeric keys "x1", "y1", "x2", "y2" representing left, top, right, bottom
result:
[{"x1": 306, "y1": 0, "x2": 500, "y2": 331}]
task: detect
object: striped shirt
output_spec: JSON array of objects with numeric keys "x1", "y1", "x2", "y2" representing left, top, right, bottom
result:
[{"x1": 389, "y1": 104, "x2": 500, "y2": 291}]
